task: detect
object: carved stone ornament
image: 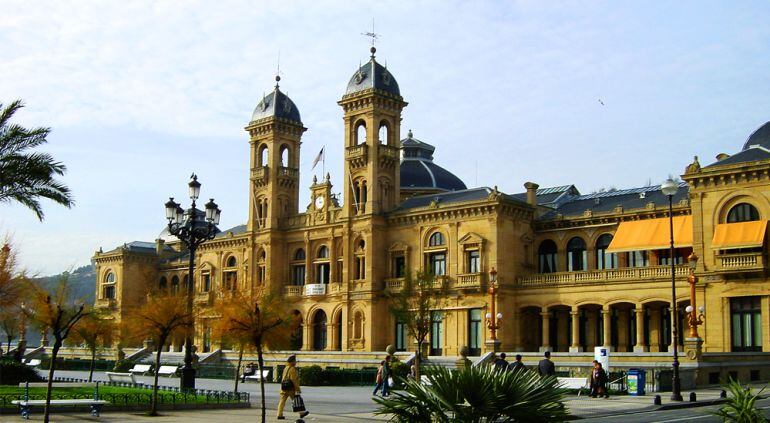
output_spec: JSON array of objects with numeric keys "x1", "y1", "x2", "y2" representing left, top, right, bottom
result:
[
  {"x1": 685, "y1": 155, "x2": 701, "y2": 174},
  {"x1": 355, "y1": 70, "x2": 366, "y2": 84}
]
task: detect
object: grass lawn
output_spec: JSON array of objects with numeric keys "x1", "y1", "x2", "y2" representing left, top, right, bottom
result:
[{"x1": 0, "y1": 385, "x2": 244, "y2": 409}]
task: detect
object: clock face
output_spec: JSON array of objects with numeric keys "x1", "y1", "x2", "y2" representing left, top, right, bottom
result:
[{"x1": 315, "y1": 195, "x2": 325, "y2": 209}]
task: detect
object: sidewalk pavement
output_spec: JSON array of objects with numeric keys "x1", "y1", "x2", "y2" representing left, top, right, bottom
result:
[{"x1": 15, "y1": 369, "x2": 739, "y2": 422}]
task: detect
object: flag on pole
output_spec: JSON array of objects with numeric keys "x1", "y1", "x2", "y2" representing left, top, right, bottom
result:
[{"x1": 311, "y1": 147, "x2": 325, "y2": 170}]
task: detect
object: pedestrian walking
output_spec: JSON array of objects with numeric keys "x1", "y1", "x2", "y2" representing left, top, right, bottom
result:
[
  {"x1": 380, "y1": 355, "x2": 392, "y2": 396},
  {"x1": 276, "y1": 355, "x2": 309, "y2": 420},
  {"x1": 508, "y1": 354, "x2": 526, "y2": 372},
  {"x1": 538, "y1": 351, "x2": 556, "y2": 377},
  {"x1": 589, "y1": 360, "x2": 609, "y2": 398},
  {"x1": 372, "y1": 360, "x2": 385, "y2": 396},
  {"x1": 493, "y1": 352, "x2": 509, "y2": 372},
  {"x1": 241, "y1": 362, "x2": 255, "y2": 382}
]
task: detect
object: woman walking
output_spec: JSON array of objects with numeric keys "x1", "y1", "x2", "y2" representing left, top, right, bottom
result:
[
  {"x1": 277, "y1": 355, "x2": 310, "y2": 420},
  {"x1": 372, "y1": 360, "x2": 385, "y2": 396},
  {"x1": 589, "y1": 360, "x2": 609, "y2": 399}
]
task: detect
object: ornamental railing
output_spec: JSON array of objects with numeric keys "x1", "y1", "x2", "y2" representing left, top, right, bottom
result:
[{"x1": 517, "y1": 265, "x2": 689, "y2": 286}]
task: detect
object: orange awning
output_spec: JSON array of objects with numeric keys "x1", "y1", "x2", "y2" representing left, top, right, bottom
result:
[
  {"x1": 711, "y1": 221, "x2": 767, "y2": 249},
  {"x1": 607, "y1": 216, "x2": 693, "y2": 253}
]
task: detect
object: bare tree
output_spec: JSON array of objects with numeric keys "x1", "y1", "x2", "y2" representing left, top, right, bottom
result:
[{"x1": 68, "y1": 311, "x2": 115, "y2": 382}]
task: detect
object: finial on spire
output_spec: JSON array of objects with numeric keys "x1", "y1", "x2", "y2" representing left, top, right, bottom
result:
[
  {"x1": 275, "y1": 74, "x2": 281, "y2": 89},
  {"x1": 326, "y1": 172, "x2": 330, "y2": 181},
  {"x1": 408, "y1": 129, "x2": 413, "y2": 139},
  {"x1": 362, "y1": 18, "x2": 379, "y2": 59},
  {"x1": 275, "y1": 50, "x2": 282, "y2": 89}
]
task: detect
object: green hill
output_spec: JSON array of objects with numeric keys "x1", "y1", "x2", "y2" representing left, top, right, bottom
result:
[{"x1": 33, "y1": 264, "x2": 96, "y2": 304}]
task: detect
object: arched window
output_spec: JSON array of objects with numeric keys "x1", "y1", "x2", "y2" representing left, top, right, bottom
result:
[
  {"x1": 538, "y1": 240, "x2": 558, "y2": 273},
  {"x1": 102, "y1": 271, "x2": 116, "y2": 300},
  {"x1": 105, "y1": 272, "x2": 115, "y2": 283},
  {"x1": 596, "y1": 234, "x2": 617, "y2": 270},
  {"x1": 224, "y1": 257, "x2": 237, "y2": 291},
  {"x1": 313, "y1": 310, "x2": 327, "y2": 351},
  {"x1": 357, "y1": 240, "x2": 365, "y2": 251},
  {"x1": 317, "y1": 246, "x2": 329, "y2": 259},
  {"x1": 356, "y1": 122, "x2": 367, "y2": 145},
  {"x1": 295, "y1": 249, "x2": 306, "y2": 260},
  {"x1": 428, "y1": 232, "x2": 445, "y2": 247},
  {"x1": 280, "y1": 145, "x2": 289, "y2": 167},
  {"x1": 316, "y1": 245, "x2": 330, "y2": 284},
  {"x1": 378, "y1": 122, "x2": 389, "y2": 145},
  {"x1": 171, "y1": 276, "x2": 180, "y2": 294},
  {"x1": 257, "y1": 250, "x2": 267, "y2": 285},
  {"x1": 727, "y1": 203, "x2": 760, "y2": 223},
  {"x1": 566, "y1": 237, "x2": 587, "y2": 271},
  {"x1": 227, "y1": 256, "x2": 237, "y2": 267},
  {"x1": 183, "y1": 274, "x2": 190, "y2": 292},
  {"x1": 258, "y1": 145, "x2": 268, "y2": 167}
]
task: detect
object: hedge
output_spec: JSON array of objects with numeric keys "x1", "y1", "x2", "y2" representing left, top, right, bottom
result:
[{"x1": 0, "y1": 359, "x2": 44, "y2": 385}]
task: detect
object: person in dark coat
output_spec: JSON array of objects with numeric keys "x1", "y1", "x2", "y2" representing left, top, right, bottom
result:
[
  {"x1": 538, "y1": 351, "x2": 556, "y2": 376},
  {"x1": 508, "y1": 354, "x2": 526, "y2": 372},
  {"x1": 589, "y1": 360, "x2": 609, "y2": 398},
  {"x1": 493, "y1": 352, "x2": 509, "y2": 372}
]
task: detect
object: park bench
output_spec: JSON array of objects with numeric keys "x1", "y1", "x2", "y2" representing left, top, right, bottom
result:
[
  {"x1": 128, "y1": 364, "x2": 152, "y2": 375},
  {"x1": 244, "y1": 370, "x2": 271, "y2": 382},
  {"x1": 12, "y1": 381, "x2": 109, "y2": 419},
  {"x1": 157, "y1": 365, "x2": 179, "y2": 377},
  {"x1": 19, "y1": 382, "x2": 96, "y2": 388},
  {"x1": 106, "y1": 371, "x2": 136, "y2": 383},
  {"x1": 24, "y1": 359, "x2": 41, "y2": 367},
  {"x1": 558, "y1": 377, "x2": 589, "y2": 394}
]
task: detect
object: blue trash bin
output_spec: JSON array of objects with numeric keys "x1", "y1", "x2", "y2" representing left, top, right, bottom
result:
[{"x1": 627, "y1": 368, "x2": 646, "y2": 396}]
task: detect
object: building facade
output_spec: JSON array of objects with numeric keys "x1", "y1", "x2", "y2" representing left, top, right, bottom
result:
[{"x1": 93, "y1": 48, "x2": 770, "y2": 380}]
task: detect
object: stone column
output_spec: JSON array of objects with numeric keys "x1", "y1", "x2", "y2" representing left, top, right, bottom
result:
[
  {"x1": 302, "y1": 323, "x2": 311, "y2": 351},
  {"x1": 633, "y1": 307, "x2": 647, "y2": 353},
  {"x1": 602, "y1": 309, "x2": 612, "y2": 348},
  {"x1": 618, "y1": 309, "x2": 629, "y2": 352},
  {"x1": 649, "y1": 306, "x2": 661, "y2": 352},
  {"x1": 325, "y1": 324, "x2": 335, "y2": 351},
  {"x1": 569, "y1": 307, "x2": 582, "y2": 352},
  {"x1": 539, "y1": 311, "x2": 551, "y2": 352}
]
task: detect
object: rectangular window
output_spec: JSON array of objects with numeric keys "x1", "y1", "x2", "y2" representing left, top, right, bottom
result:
[
  {"x1": 430, "y1": 311, "x2": 443, "y2": 356},
  {"x1": 395, "y1": 321, "x2": 406, "y2": 351},
  {"x1": 316, "y1": 263, "x2": 330, "y2": 284},
  {"x1": 597, "y1": 250, "x2": 617, "y2": 270},
  {"x1": 468, "y1": 309, "x2": 482, "y2": 356},
  {"x1": 223, "y1": 272, "x2": 237, "y2": 290},
  {"x1": 568, "y1": 250, "x2": 587, "y2": 271},
  {"x1": 731, "y1": 296, "x2": 762, "y2": 352},
  {"x1": 539, "y1": 254, "x2": 557, "y2": 273},
  {"x1": 467, "y1": 250, "x2": 480, "y2": 273},
  {"x1": 393, "y1": 256, "x2": 406, "y2": 278},
  {"x1": 103, "y1": 285, "x2": 115, "y2": 299},
  {"x1": 292, "y1": 265, "x2": 306, "y2": 286},
  {"x1": 628, "y1": 251, "x2": 649, "y2": 268},
  {"x1": 429, "y1": 253, "x2": 446, "y2": 276},
  {"x1": 202, "y1": 274, "x2": 211, "y2": 292},
  {"x1": 258, "y1": 266, "x2": 266, "y2": 285}
]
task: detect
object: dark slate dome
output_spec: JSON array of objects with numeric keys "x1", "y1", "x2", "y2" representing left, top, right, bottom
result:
[
  {"x1": 400, "y1": 130, "x2": 466, "y2": 192},
  {"x1": 345, "y1": 47, "x2": 400, "y2": 97},
  {"x1": 251, "y1": 76, "x2": 302, "y2": 124},
  {"x1": 743, "y1": 121, "x2": 770, "y2": 150}
]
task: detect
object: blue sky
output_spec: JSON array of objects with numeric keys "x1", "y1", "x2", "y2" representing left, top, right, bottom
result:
[{"x1": 2, "y1": 1, "x2": 769, "y2": 275}]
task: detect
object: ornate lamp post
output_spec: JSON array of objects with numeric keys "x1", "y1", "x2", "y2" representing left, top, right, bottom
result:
[
  {"x1": 486, "y1": 267, "x2": 503, "y2": 352},
  {"x1": 685, "y1": 253, "x2": 705, "y2": 338},
  {"x1": 164, "y1": 174, "x2": 221, "y2": 390},
  {"x1": 661, "y1": 178, "x2": 683, "y2": 402}
]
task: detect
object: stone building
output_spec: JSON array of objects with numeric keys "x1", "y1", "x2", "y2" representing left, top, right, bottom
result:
[{"x1": 93, "y1": 47, "x2": 770, "y2": 383}]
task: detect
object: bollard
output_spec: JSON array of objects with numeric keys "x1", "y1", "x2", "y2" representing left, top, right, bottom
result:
[
  {"x1": 653, "y1": 395, "x2": 661, "y2": 405},
  {"x1": 689, "y1": 392, "x2": 696, "y2": 402},
  {"x1": 720, "y1": 390, "x2": 727, "y2": 398}
]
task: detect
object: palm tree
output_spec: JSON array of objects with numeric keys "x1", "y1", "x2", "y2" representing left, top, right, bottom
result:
[
  {"x1": 0, "y1": 100, "x2": 73, "y2": 220},
  {"x1": 375, "y1": 365, "x2": 569, "y2": 422}
]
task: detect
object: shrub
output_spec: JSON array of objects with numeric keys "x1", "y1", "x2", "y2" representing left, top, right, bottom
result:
[
  {"x1": 712, "y1": 378, "x2": 767, "y2": 423},
  {"x1": 113, "y1": 359, "x2": 137, "y2": 372},
  {"x1": 0, "y1": 360, "x2": 44, "y2": 385},
  {"x1": 299, "y1": 365, "x2": 323, "y2": 386},
  {"x1": 375, "y1": 365, "x2": 569, "y2": 422}
]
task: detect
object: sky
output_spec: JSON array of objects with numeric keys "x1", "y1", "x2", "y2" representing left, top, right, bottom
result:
[{"x1": 1, "y1": 0, "x2": 769, "y2": 275}]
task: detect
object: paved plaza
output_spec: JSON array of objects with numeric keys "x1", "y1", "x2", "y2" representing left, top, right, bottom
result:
[{"x1": 0, "y1": 369, "x2": 763, "y2": 422}]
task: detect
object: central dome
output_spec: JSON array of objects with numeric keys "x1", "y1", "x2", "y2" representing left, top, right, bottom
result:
[
  {"x1": 345, "y1": 48, "x2": 400, "y2": 97},
  {"x1": 743, "y1": 121, "x2": 770, "y2": 150},
  {"x1": 400, "y1": 130, "x2": 466, "y2": 194}
]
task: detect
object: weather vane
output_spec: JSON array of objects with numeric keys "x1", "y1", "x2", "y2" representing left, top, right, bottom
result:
[{"x1": 361, "y1": 18, "x2": 379, "y2": 48}]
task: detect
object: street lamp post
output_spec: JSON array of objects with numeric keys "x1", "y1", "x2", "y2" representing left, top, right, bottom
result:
[
  {"x1": 685, "y1": 253, "x2": 705, "y2": 338},
  {"x1": 164, "y1": 174, "x2": 221, "y2": 391},
  {"x1": 486, "y1": 268, "x2": 503, "y2": 352},
  {"x1": 661, "y1": 178, "x2": 683, "y2": 402}
]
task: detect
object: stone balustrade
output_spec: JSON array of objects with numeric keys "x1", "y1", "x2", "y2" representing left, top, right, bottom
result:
[
  {"x1": 517, "y1": 265, "x2": 690, "y2": 287},
  {"x1": 717, "y1": 252, "x2": 764, "y2": 270}
]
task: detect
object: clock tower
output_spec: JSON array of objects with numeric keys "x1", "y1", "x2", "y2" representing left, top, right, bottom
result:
[{"x1": 307, "y1": 173, "x2": 334, "y2": 226}]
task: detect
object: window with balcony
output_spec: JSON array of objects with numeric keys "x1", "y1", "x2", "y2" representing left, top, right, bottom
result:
[
  {"x1": 731, "y1": 296, "x2": 762, "y2": 352},
  {"x1": 627, "y1": 251, "x2": 649, "y2": 268},
  {"x1": 257, "y1": 250, "x2": 266, "y2": 285},
  {"x1": 292, "y1": 265, "x2": 306, "y2": 286},
  {"x1": 566, "y1": 237, "x2": 587, "y2": 271},
  {"x1": 538, "y1": 240, "x2": 558, "y2": 273},
  {"x1": 467, "y1": 250, "x2": 480, "y2": 273},
  {"x1": 727, "y1": 203, "x2": 760, "y2": 223},
  {"x1": 429, "y1": 253, "x2": 446, "y2": 276},
  {"x1": 658, "y1": 248, "x2": 690, "y2": 266},
  {"x1": 596, "y1": 234, "x2": 617, "y2": 270},
  {"x1": 393, "y1": 255, "x2": 406, "y2": 278},
  {"x1": 103, "y1": 284, "x2": 115, "y2": 300},
  {"x1": 315, "y1": 245, "x2": 330, "y2": 284}
]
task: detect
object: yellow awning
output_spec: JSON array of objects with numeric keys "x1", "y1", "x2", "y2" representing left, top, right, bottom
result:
[
  {"x1": 607, "y1": 216, "x2": 693, "y2": 253},
  {"x1": 711, "y1": 221, "x2": 767, "y2": 249}
]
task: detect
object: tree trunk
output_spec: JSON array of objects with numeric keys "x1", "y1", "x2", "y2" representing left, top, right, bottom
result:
[
  {"x1": 256, "y1": 339, "x2": 266, "y2": 423},
  {"x1": 415, "y1": 340, "x2": 421, "y2": 381},
  {"x1": 88, "y1": 346, "x2": 96, "y2": 382},
  {"x1": 150, "y1": 339, "x2": 165, "y2": 416},
  {"x1": 234, "y1": 343, "x2": 244, "y2": 393},
  {"x1": 43, "y1": 339, "x2": 61, "y2": 423}
]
